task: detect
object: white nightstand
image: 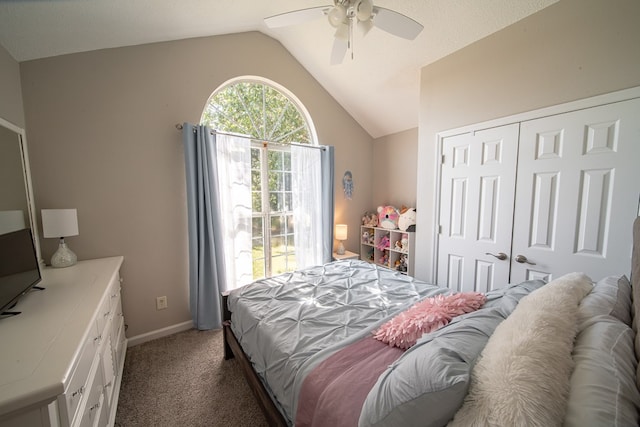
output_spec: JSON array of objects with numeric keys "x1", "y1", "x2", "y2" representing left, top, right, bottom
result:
[{"x1": 333, "y1": 250, "x2": 359, "y2": 261}]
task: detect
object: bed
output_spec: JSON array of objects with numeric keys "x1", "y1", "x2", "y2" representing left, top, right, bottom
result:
[{"x1": 222, "y1": 217, "x2": 640, "y2": 426}]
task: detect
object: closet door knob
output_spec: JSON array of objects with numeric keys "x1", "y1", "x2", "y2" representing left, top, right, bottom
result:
[
  {"x1": 485, "y1": 252, "x2": 508, "y2": 261},
  {"x1": 515, "y1": 255, "x2": 536, "y2": 265}
]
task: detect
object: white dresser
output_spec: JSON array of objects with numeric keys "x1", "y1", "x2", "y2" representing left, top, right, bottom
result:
[{"x1": 0, "y1": 257, "x2": 127, "y2": 427}]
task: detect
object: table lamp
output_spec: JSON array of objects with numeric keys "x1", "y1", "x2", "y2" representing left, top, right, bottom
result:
[
  {"x1": 42, "y1": 209, "x2": 79, "y2": 268},
  {"x1": 335, "y1": 224, "x2": 348, "y2": 255}
]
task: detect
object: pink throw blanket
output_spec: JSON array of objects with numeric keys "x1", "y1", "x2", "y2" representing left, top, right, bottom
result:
[{"x1": 295, "y1": 337, "x2": 403, "y2": 427}]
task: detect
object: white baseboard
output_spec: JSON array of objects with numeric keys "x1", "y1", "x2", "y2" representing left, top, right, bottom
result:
[{"x1": 127, "y1": 320, "x2": 194, "y2": 347}]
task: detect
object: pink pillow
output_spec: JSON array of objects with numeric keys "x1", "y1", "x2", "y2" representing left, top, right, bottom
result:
[{"x1": 373, "y1": 292, "x2": 486, "y2": 349}]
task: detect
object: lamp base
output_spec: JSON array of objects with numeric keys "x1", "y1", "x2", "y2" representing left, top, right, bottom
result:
[
  {"x1": 336, "y1": 241, "x2": 345, "y2": 255},
  {"x1": 51, "y1": 239, "x2": 77, "y2": 268}
]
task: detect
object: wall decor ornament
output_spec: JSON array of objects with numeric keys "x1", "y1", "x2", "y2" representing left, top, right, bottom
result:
[{"x1": 342, "y1": 170, "x2": 353, "y2": 199}]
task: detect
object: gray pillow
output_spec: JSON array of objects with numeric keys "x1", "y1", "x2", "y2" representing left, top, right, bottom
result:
[
  {"x1": 358, "y1": 280, "x2": 544, "y2": 427},
  {"x1": 564, "y1": 316, "x2": 640, "y2": 427},
  {"x1": 579, "y1": 275, "x2": 632, "y2": 327}
]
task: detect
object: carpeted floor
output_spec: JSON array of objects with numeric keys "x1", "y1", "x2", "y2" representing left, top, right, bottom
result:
[{"x1": 114, "y1": 328, "x2": 269, "y2": 427}]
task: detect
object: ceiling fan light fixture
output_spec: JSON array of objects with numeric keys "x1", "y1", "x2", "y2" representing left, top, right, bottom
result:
[
  {"x1": 355, "y1": 0, "x2": 374, "y2": 22},
  {"x1": 327, "y1": 4, "x2": 347, "y2": 28}
]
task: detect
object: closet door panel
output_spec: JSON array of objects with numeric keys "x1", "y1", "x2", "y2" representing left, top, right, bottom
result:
[
  {"x1": 511, "y1": 98, "x2": 640, "y2": 283},
  {"x1": 437, "y1": 124, "x2": 519, "y2": 291}
]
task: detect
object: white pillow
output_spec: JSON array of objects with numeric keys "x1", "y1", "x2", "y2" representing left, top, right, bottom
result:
[
  {"x1": 449, "y1": 272, "x2": 593, "y2": 427},
  {"x1": 564, "y1": 316, "x2": 640, "y2": 427}
]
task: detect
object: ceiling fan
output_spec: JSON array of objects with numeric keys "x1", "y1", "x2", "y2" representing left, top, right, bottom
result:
[{"x1": 264, "y1": 0, "x2": 424, "y2": 64}]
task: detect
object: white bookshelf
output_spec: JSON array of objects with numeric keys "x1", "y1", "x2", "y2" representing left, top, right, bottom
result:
[{"x1": 360, "y1": 226, "x2": 415, "y2": 276}]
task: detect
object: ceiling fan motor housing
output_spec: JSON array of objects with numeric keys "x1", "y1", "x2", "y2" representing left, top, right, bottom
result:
[{"x1": 329, "y1": 0, "x2": 374, "y2": 27}]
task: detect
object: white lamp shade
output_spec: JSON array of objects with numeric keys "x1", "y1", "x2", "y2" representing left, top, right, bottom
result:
[
  {"x1": 42, "y1": 209, "x2": 79, "y2": 238},
  {"x1": 335, "y1": 224, "x2": 348, "y2": 241},
  {"x1": 0, "y1": 210, "x2": 26, "y2": 234}
]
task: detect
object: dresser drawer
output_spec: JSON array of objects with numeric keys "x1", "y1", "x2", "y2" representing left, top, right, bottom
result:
[
  {"x1": 76, "y1": 363, "x2": 104, "y2": 427},
  {"x1": 64, "y1": 321, "x2": 99, "y2": 425},
  {"x1": 113, "y1": 316, "x2": 126, "y2": 372}
]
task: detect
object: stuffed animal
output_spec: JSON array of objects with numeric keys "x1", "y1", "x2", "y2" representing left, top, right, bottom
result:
[
  {"x1": 362, "y1": 211, "x2": 379, "y2": 227},
  {"x1": 398, "y1": 254, "x2": 408, "y2": 272},
  {"x1": 377, "y1": 205, "x2": 399, "y2": 230},
  {"x1": 400, "y1": 234, "x2": 409, "y2": 253},
  {"x1": 362, "y1": 231, "x2": 370, "y2": 244},
  {"x1": 394, "y1": 240, "x2": 402, "y2": 251},
  {"x1": 376, "y1": 235, "x2": 390, "y2": 251},
  {"x1": 398, "y1": 206, "x2": 417, "y2": 232},
  {"x1": 379, "y1": 253, "x2": 389, "y2": 266}
]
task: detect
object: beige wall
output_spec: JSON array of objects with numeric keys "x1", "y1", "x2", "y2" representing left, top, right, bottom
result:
[
  {"x1": 415, "y1": 0, "x2": 640, "y2": 281},
  {"x1": 372, "y1": 128, "x2": 418, "y2": 209},
  {"x1": 20, "y1": 32, "x2": 373, "y2": 337},
  {"x1": 0, "y1": 44, "x2": 24, "y2": 129}
]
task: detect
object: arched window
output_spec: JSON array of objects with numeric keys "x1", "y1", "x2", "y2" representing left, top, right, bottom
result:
[
  {"x1": 201, "y1": 78, "x2": 320, "y2": 282},
  {"x1": 201, "y1": 77, "x2": 317, "y2": 144}
]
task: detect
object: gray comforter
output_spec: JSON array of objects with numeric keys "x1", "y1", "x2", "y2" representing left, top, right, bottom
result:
[
  {"x1": 227, "y1": 260, "x2": 449, "y2": 423},
  {"x1": 228, "y1": 259, "x2": 545, "y2": 426}
]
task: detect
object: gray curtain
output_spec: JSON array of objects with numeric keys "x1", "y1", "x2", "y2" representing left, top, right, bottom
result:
[
  {"x1": 321, "y1": 146, "x2": 335, "y2": 263},
  {"x1": 182, "y1": 124, "x2": 335, "y2": 328},
  {"x1": 182, "y1": 124, "x2": 226, "y2": 330}
]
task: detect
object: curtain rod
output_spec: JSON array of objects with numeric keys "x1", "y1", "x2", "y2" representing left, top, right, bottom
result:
[{"x1": 175, "y1": 123, "x2": 327, "y2": 151}]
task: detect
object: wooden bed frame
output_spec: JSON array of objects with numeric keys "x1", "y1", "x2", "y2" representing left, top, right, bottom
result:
[{"x1": 222, "y1": 292, "x2": 288, "y2": 427}]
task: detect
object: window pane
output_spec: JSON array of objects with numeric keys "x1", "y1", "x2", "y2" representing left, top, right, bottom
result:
[
  {"x1": 286, "y1": 215, "x2": 295, "y2": 234},
  {"x1": 268, "y1": 171, "x2": 283, "y2": 191},
  {"x1": 271, "y1": 236, "x2": 285, "y2": 255},
  {"x1": 284, "y1": 172, "x2": 291, "y2": 191},
  {"x1": 251, "y1": 148, "x2": 261, "y2": 169},
  {"x1": 272, "y1": 255, "x2": 287, "y2": 275},
  {"x1": 251, "y1": 170, "x2": 261, "y2": 192},
  {"x1": 253, "y1": 258, "x2": 265, "y2": 281},
  {"x1": 271, "y1": 215, "x2": 284, "y2": 236},
  {"x1": 252, "y1": 217, "x2": 263, "y2": 239},
  {"x1": 268, "y1": 150, "x2": 283, "y2": 170},
  {"x1": 285, "y1": 192, "x2": 292, "y2": 212},
  {"x1": 270, "y1": 192, "x2": 284, "y2": 212},
  {"x1": 252, "y1": 191, "x2": 262, "y2": 212},
  {"x1": 287, "y1": 234, "x2": 295, "y2": 251},
  {"x1": 284, "y1": 152, "x2": 291, "y2": 169},
  {"x1": 286, "y1": 254, "x2": 297, "y2": 271}
]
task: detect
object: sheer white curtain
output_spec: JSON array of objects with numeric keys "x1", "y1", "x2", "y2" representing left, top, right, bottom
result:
[
  {"x1": 216, "y1": 134, "x2": 253, "y2": 289},
  {"x1": 291, "y1": 145, "x2": 324, "y2": 269}
]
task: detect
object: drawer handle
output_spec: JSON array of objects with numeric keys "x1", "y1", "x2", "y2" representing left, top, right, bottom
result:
[
  {"x1": 104, "y1": 311, "x2": 111, "y2": 318},
  {"x1": 111, "y1": 293, "x2": 118, "y2": 298},
  {"x1": 89, "y1": 402, "x2": 100, "y2": 412},
  {"x1": 71, "y1": 386, "x2": 85, "y2": 397},
  {"x1": 94, "y1": 334, "x2": 102, "y2": 344},
  {"x1": 104, "y1": 381, "x2": 112, "y2": 390}
]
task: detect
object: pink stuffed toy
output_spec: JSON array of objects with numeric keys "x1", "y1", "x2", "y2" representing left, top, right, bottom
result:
[
  {"x1": 376, "y1": 235, "x2": 390, "y2": 251},
  {"x1": 377, "y1": 205, "x2": 399, "y2": 230}
]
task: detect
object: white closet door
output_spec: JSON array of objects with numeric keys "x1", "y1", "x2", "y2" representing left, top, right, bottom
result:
[
  {"x1": 511, "y1": 98, "x2": 640, "y2": 283},
  {"x1": 437, "y1": 124, "x2": 519, "y2": 291}
]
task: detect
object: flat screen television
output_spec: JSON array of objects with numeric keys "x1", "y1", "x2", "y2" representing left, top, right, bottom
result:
[{"x1": 0, "y1": 228, "x2": 42, "y2": 316}]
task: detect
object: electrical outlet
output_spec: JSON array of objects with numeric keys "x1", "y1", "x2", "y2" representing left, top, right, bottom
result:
[{"x1": 156, "y1": 296, "x2": 168, "y2": 310}]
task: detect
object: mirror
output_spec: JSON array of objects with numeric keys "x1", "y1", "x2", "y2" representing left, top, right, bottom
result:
[{"x1": 0, "y1": 117, "x2": 40, "y2": 262}]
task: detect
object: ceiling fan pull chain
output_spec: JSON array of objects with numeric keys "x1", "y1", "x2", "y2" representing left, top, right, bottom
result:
[{"x1": 350, "y1": 14, "x2": 354, "y2": 60}]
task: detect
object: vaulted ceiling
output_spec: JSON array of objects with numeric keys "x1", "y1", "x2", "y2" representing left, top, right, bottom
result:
[{"x1": 0, "y1": 0, "x2": 557, "y2": 138}]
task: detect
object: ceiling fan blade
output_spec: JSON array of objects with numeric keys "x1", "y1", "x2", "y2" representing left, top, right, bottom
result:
[
  {"x1": 372, "y1": 7, "x2": 424, "y2": 40},
  {"x1": 330, "y1": 38, "x2": 348, "y2": 65},
  {"x1": 265, "y1": 6, "x2": 330, "y2": 28}
]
